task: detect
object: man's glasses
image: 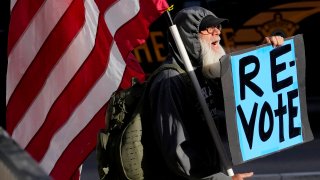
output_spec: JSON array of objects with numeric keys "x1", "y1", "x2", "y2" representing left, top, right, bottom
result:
[{"x1": 201, "y1": 24, "x2": 222, "y2": 34}]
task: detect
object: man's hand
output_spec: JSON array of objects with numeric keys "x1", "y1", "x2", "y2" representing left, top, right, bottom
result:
[
  {"x1": 264, "y1": 36, "x2": 284, "y2": 47},
  {"x1": 232, "y1": 172, "x2": 254, "y2": 180}
]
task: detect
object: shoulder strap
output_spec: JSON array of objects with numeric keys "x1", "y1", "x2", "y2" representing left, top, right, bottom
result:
[
  {"x1": 130, "y1": 63, "x2": 187, "y2": 114},
  {"x1": 147, "y1": 63, "x2": 186, "y2": 83},
  {"x1": 132, "y1": 63, "x2": 189, "y2": 113}
]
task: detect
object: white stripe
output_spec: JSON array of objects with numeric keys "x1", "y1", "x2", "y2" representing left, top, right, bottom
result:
[
  {"x1": 11, "y1": 0, "x2": 99, "y2": 148},
  {"x1": 104, "y1": 0, "x2": 140, "y2": 36},
  {"x1": 40, "y1": 43, "x2": 126, "y2": 173},
  {"x1": 10, "y1": 0, "x2": 17, "y2": 11},
  {"x1": 6, "y1": 0, "x2": 73, "y2": 104}
]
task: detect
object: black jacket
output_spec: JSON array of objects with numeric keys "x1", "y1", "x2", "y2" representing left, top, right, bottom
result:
[{"x1": 147, "y1": 6, "x2": 231, "y2": 180}]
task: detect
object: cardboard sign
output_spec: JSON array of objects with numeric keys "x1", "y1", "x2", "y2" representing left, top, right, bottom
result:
[{"x1": 220, "y1": 34, "x2": 313, "y2": 165}]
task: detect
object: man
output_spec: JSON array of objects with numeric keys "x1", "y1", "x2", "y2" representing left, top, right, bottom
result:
[{"x1": 148, "y1": 6, "x2": 283, "y2": 180}]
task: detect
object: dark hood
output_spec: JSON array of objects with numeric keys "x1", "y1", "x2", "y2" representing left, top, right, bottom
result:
[{"x1": 169, "y1": 6, "x2": 225, "y2": 68}]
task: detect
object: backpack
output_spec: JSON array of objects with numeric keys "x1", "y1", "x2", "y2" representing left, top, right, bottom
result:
[{"x1": 96, "y1": 64, "x2": 186, "y2": 180}]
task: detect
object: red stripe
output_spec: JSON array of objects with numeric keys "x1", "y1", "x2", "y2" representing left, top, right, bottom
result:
[
  {"x1": 115, "y1": 0, "x2": 168, "y2": 58},
  {"x1": 7, "y1": 0, "x2": 45, "y2": 53},
  {"x1": 94, "y1": 0, "x2": 116, "y2": 13},
  {"x1": 71, "y1": 169, "x2": 81, "y2": 180},
  {"x1": 50, "y1": 105, "x2": 106, "y2": 180},
  {"x1": 25, "y1": 16, "x2": 112, "y2": 161},
  {"x1": 6, "y1": 0, "x2": 85, "y2": 134},
  {"x1": 118, "y1": 54, "x2": 146, "y2": 117},
  {"x1": 119, "y1": 53, "x2": 145, "y2": 89}
]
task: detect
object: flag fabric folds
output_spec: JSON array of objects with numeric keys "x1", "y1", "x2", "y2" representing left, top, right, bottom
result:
[{"x1": 6, "y1": 0, "x2": 168, "y2": 179}]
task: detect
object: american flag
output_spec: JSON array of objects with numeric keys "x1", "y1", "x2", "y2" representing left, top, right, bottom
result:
[{"x1": 6, "y1": 0, "x2": 168, "y2": 179}]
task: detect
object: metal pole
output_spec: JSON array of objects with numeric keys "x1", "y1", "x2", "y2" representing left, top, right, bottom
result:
[{"x1": 165, "y1": 10, "x2": 234, "y2": 176}]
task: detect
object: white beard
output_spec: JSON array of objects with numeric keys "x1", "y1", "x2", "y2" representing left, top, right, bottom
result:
[{"x1": 200, "y1": 38, "x2": 226, "y2": 79}]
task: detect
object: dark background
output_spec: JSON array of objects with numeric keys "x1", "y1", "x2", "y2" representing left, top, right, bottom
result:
[{"x1": 0, "y1": 0, "x2": 10, "y2": 128}]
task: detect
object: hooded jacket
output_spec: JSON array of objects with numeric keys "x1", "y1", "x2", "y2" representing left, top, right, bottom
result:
[{"x1": 147, "y1": 6, "x2": 230, "y2": 180}]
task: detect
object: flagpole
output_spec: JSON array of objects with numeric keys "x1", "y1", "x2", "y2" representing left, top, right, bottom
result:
[{"x1": 165, "y1": 8, "x2": 234, "y2": 176}]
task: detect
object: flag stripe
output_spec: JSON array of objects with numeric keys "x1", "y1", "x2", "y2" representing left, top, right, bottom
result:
[
  {"x1": 6, "y1": 0, "x2": 85, "y2": 134},
  {"x1": 40, "y1": 43, "x2": 126, "y2": 173},
  {"x1": 8, "y1": 0, "x2": 44, "y2": 53},
  {"x1": 50, "y1": 105, "x2": 106, "y2": 179},
  {"x1": 104, "y1": 0, "x2": 140, "y2": 37},
  {"x1": 6, "y1": 0, "x2": 73, "y2": 104},
  {"x1": 114, "y1": 0, "x2": 167, "y2": 61},
  {"x1": 26, "y1": 12, "x2": 109, "y2": 161},
  {"x1": 10, "y1": 0, "x2": 17, "y2": 10},
  {"x1": 11, "y1": 0, "x2": 99, "y2": 149}
]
